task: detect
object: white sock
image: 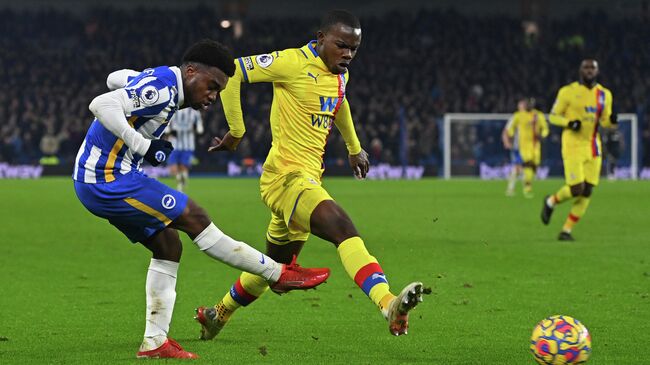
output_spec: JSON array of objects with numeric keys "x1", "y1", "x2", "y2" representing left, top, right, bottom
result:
[
  {"x1": 141, "y1": 259, "x2": 178, "y2": 351},
  {"x1": 181, "y1": 170, "x2": 189, "y2": 182},
  {"x1": 546, "y1": 196, "x2": 555, "y2": 207},
  {"x1": 506, "y1": 167, "x2": 517, "y2": 191},
  {"x1": 193, "y1": 223, "x2": 281, "y2": 282},
  {"x1": 176, "y1": 174, "x2": 184, "y2": 192}
]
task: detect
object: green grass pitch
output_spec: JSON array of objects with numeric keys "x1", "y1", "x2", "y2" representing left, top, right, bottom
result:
[{"x1": 1, "y1": 177, "x2": 648, "y2": 364}]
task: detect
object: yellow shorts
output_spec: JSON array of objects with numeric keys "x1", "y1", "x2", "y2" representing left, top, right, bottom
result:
[
  {"x1": 519, "y1": 147, "x2": 541, "y2": 166},
  {"x1": 260, "y1": 170, "x2": 333, "y2": 244},
  {"x1": 563, "y1": 156, "x2": 602, "y2": 186}
]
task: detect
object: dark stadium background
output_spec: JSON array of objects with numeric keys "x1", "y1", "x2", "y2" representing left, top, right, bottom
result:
[{"x1": 0, "y1": 0, "x2": 648, "y2": 177}]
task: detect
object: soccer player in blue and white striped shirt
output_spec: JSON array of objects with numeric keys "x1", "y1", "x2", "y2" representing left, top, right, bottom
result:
[
  {"x1": 72, "y1": 40, "x2": 330, "y2": 359},
  {"x1": 166, "y1": 108, "x2": 203, "y2": 192}
]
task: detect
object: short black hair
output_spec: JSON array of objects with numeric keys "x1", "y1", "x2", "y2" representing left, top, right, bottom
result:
[
  {"x1": 182, "y1": 39, "x2": 235, "y2": 77},
  {"x1": 320, "y1": 9, "x2": 361, "y2": 32}
]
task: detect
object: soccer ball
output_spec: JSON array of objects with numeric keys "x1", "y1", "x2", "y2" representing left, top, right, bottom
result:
[{"x1": 530, "y1": 315, "x2": 591, "y2": 364}]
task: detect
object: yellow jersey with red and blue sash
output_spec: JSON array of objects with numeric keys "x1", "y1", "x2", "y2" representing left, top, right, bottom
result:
[
  {"x1": 549, "y1": 81, "x2": 613, "y2": 185},
  {"x1": 220, "y1": 40, "x2": 361, "y2": 181},
  {"x1": 549, "y1": 81, "x2": 613, "y2": 159}
]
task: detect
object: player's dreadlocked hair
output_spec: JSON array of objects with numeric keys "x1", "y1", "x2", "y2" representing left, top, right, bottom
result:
[
  {"x1": 320, "y1": 9, "x2": 361, "y2": 32},
  {"x1": 182, "y1": 39, "x2": 235, "y2": 77}
]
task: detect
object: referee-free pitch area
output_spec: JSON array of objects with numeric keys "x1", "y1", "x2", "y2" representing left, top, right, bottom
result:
[{"x1": 1, "y1": 177, "x2": 648, "y2": 364}]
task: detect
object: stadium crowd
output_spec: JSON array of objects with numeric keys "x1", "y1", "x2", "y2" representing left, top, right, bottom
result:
[{"x1": 1, "y1": 7, "x2": 649, "y2": 172}]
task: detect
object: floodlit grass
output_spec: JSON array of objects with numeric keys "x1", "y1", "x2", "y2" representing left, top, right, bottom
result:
[{"x1": 1, "y1": 177, "x2": 648, "y2": 364}]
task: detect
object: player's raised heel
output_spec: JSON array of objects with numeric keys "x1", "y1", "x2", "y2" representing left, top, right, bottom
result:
[
  {"x1": 541, "y1": 195, "x2": 554, "y2": 225},
  {"x1": 385, "y1": 282, "x2": 428, "y2": 336},
  {"x1": 136, "y1": 338, "x2": 198, "y2": 359},
  {"x1": 270, "y1": 255, "x2": 330, "y2": 294}
]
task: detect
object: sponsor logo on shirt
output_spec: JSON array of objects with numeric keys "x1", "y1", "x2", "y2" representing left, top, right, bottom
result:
[
  {"x1": 319, "y1": 97, "x2": 339, "y2": 112},
  {"x1": 128, "y1": 89, "x2": 140, "y2": 108},
  {"x1": 307, "y1": 72, "x2": 319, "y2": 83},
  {"x1": 243, "y1": 57, "x2": 254, "y2": 71}
]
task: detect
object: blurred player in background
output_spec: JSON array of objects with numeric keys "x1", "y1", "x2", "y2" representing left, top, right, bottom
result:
[
  {"x1": 195, "y1": 9, "x2": 427, "y2": 339},
  {"x1": 504, "y1": 97, "x2": 548, "y2": 198},
  {"x1": 502, "y1": 99, "x2": 525, "y2": 196},
  {"x1": 73, "y1": 40, "x2": 329, "y2": 359},
  {"x1": 541, "y1": 59, "x2": 615, "y2": 240},
  {"x1": 166, "y1": 108, "x2": 204, "y2": 192}
]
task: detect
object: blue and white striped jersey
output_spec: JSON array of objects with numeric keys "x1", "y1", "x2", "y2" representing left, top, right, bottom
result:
[
  {"x1": 168, "y1": 108, "x2": 203, "y2": 151},
  {"x1": 73, "y1": 66, "x2": 184, "y2": 183}
]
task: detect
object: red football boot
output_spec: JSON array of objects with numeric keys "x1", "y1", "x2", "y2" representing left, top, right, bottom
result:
[
  {"x1": 270, "y1": 255, "x2": 330, "y2": 294},
  {"x1": 136, "y1": 338, "x2": 199, "y2": 359}
]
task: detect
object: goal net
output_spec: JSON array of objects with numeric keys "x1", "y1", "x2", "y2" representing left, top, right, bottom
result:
[{"x1": 442, "y1": 113, "x2": 638, "y2": 180}]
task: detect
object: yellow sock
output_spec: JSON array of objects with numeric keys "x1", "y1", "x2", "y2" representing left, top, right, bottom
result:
[
  {"x1": 337, "y1": 237, "x2": 395, "y2": 310},
  {"x1": 221, "y1": 272, "x2": 269, "y2": 311},
  {"x1": 563, "y1": 197, "x2": 591, "y2": 232},
  {"x1": 523, "y1": 167, "x2": 534, "y2": 193},
  {"x1": 214, "y1": 301, "x2": 233, "y2": 323},
  {"x1": 552, "y1": 185, "x2": 573, "y2": 205}
]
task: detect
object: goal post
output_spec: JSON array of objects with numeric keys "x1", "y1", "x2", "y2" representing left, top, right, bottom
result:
[{"x1": 442, "y1": 113, "x2": 638, "y2": 180}]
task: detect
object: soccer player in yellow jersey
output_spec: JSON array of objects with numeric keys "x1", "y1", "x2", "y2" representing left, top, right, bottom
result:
[
  {"x1": 502, "y1": 99, "x2": 525, "y2": 196},
  {"x1": 541, "y1": 59, "x2": 616, "y2": 241},
  {"x1": 194, "y1": 10, "x2": 427, "y2": 338},
  {"x1": 505, "y1": 97, "x2": 549, "y2": 198}
]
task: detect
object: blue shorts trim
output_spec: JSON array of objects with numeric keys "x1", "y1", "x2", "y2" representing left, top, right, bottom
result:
[
  {"x1": 168, "y1": 150, "x2": 193, "y2": 167},
  {"x1": 511, "y1": 150, "x2": 523, "y2": 165},
  {"x1": 74, "y1": 171, "x2": 188, "y2": 243}
]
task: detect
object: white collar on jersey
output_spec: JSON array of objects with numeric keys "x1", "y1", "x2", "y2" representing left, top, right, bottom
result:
[{"x1": 171, "y1": 66, "x2": 185, "y2": 108}]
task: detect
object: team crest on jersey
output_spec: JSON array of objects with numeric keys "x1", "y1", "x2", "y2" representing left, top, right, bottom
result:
[
  {"x1": 162, "y1": 194, "x2": 176, "y2": 209},
  {"x1": 140, "y1": 85, "x2": 160, "y2": 106},
  {"x1": 243, "y1": 57, "x2": 254, "y2": 71},
  {"x1": 256, "y1": 54, "x2": 274, "y2": 68}
]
